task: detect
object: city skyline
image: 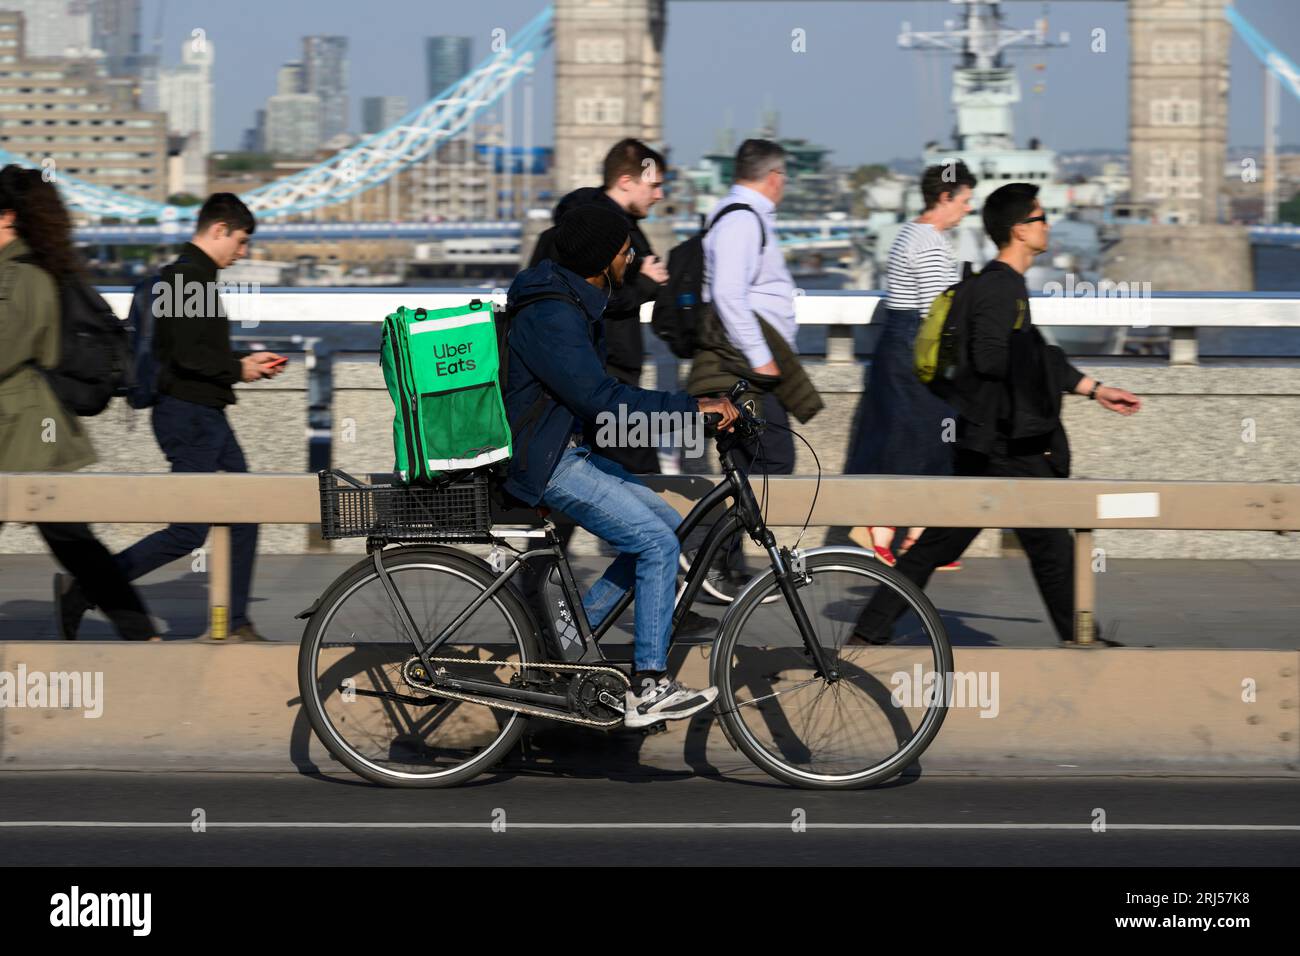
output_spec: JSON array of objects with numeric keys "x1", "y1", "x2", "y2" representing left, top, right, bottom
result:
[{"x1": 134, "y1": 0, "x2": 1300, "y2": 168}]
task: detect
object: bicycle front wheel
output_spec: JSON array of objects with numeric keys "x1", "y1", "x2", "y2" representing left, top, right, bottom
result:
[
  {"x1": 712, "y1": 549, "x2": 952, "y2": 789},
  {"x1": 298, "y1": 546, "x2": 541, "y2": 788}
]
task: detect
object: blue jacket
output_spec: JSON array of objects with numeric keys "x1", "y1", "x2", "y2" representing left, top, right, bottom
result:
[{"x1": 502, "y1": 259, "x2": 697, "y2": 505}]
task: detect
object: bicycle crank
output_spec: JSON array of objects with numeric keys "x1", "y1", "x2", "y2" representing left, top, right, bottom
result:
[{"x1": 398, "y1": 657, "x2": 630, "y2": 730}]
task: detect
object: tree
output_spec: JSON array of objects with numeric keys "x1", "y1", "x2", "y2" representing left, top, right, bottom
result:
[
  {"x1": 849, "y1": 164, "x2": 889, "y2": 190},
  {"x1": 1280, "y1": 189, "x2": 1300, "y2": 225}
]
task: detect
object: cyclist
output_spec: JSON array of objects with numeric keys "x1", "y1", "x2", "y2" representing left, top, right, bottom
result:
[{"x1": 504, "y1": 203, "x2": 740, "y2": 728}]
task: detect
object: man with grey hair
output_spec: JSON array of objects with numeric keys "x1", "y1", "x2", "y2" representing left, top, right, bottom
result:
[
  {"x1": 689, "y1": 138, "x2": 822, "y2": 587},
  {"x1": 686, "y1": 137, "x2": 816, "y2": 470}
]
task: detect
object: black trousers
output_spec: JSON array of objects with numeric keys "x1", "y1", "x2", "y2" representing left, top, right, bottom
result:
[
  {"x1": 852, "y1": 446, "x2": 1075, "y2": 643},
  {"x1": 35, "y1": 522, "x2": 154, "y2": 640},
  {"x1": 731, "y1": 391, "x2": 795, "y2": 476},
  {"x1": 720, "y1": 392, "x2": 795, "y2": 572}
]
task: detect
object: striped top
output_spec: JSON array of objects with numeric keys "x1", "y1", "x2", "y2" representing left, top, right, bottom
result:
[{"x1": 884, "y1": 221, "x2": 958, "y2": 313}]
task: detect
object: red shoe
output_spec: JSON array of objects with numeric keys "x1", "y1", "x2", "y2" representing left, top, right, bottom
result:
[
  {"x1": 936, "y1": 560, "x2": 962, "y2": 571},
  {"x1": 849, "y1": 526, "x2": 896, "y2": 566}
]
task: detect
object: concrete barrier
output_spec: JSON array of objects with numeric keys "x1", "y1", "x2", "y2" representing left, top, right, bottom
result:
[{"x1": 1, "y1": 643, "x2": 1294, "y2": 777}]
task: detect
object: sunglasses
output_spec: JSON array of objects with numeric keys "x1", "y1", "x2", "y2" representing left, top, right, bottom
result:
[{"x1": 1019, "y1": 214, "x2": 1048, "y2": 225}]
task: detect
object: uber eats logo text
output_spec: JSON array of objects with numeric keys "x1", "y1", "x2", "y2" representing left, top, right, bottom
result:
[{"x1": 432, "y1": 340, "x2": 477, "y2": 376}]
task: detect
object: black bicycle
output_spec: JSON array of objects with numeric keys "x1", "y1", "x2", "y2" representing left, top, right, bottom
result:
[{"x1": 297, "y1": 382, "x2": 952, "y2": 789}]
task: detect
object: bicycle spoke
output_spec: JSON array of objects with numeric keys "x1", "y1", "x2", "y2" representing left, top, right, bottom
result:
[
  {"x1": 730, "y1": 676, "x2": 824, "y2": 710},
  {"x1": 715, "y1": 554, "x2": 951, "y2": 787},
  {"x1": 304, "y1": 555, "x2": 532, "y2": 785}
]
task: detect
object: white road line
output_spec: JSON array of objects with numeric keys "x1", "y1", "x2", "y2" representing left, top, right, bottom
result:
[{"x1": 0, "y1": 822, "x2": 1298, "y2": 831}]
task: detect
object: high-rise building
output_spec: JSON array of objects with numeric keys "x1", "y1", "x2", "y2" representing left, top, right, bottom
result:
[
  {"x1": 0, "y1": 10, "x2": 167, "y2": 202},
  {"x1": 158, "y1": 37, "x2": 214, "y2": 195},
  {"x1": 241, "y1": 109, "x2": 266, "y2": 153},
  {"x1": 361, "y1": 95, "x2": 407, "y2": 135},
  {"x1": 91, "y1": 0, "x2": 141, "y2": 77},
  {"x1": 266, "y1": 92, "x2": 321, "y2": 157},
  {"x1": 0, "y1": 1, "x2": 92, "y2": 57},
  {"x1": 277, "y1": 61, "x2": 304, "y2": 96},
  {"x1": 302, "y1": 35, "x2": 348, "y2": 141},
  {"x1": 425, "y1": 36, "x2": 471, "y2": 101}
]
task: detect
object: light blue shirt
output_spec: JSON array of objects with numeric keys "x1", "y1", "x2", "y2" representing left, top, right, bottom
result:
[{"x1": 702, "y1": 184, "x2": 798, "y2": 369}]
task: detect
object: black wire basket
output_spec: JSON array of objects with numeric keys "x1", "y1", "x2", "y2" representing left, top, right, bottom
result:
[{"x1": 318, "y1": 469, "x2": 492, "y2": 541}]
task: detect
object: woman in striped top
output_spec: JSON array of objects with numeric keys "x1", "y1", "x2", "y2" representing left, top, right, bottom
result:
[{"x1": 847, "y1": 162, "x2": 976, "y2": 567}]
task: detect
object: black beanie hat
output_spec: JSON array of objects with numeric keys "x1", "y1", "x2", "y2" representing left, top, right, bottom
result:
[{"x1": 553, "y1": 203, "x2": 630, "y2": 278}]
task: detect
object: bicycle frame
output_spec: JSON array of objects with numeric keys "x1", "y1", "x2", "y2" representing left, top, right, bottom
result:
[{"x1": 373, "y1": 427, "x2": 839, "y2": 685}]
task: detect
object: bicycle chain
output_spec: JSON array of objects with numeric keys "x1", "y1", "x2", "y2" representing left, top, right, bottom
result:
[{"x1": 402, "y1": 657, "x2": 631, "y2": 730}]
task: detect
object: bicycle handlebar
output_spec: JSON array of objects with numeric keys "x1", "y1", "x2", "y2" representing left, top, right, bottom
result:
[{"x1": 701, "y1": 379, "x2": 764, "y2": 439}]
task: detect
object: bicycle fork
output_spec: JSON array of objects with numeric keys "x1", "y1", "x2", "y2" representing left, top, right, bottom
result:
[{"x1": 725, "y1": 464, "x2": 839, "y2": 683}]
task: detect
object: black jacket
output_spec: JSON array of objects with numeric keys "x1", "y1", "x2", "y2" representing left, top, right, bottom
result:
[
  {"x1": 155, "y1": 242, "x2": 247, "y2": 408},
  {"x1": 528, "y1": 187, "x2": 662, "y2": 374},
  {"x1": 958, "y1": 260, "x2": 1084, "y2": 471}
]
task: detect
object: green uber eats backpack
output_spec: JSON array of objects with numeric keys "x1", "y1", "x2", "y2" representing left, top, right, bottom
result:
[
  {"x1": 914, "y1": 262, "x2": 984, "y2": 405},
  {"x1": 381, "y1": 300, "x2": 511, "y2": 484}
]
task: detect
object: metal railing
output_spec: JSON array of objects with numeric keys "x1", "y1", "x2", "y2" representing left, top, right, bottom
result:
[
  {"x1": 3, "y1": 472, "x2": 1297, "y2": 644},
  {"x1": 96, "y1": 289, "x2": 1300, "y2": 366}
]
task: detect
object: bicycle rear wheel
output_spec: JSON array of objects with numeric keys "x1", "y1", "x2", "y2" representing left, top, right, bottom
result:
[
  {"x1": 298, "y1": 546, "x2": 541, "y2": 788},
  {"x1": 712, "y1": 548, "x2": 952, "y2": 789}
]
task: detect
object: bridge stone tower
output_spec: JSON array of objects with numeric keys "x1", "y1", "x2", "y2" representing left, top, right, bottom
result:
[
  {"x1": 1105, "y1": 0, "x2": 1251, "y2": 293},
  {"x1": 1129, "y1": 0, "x2": 1231, "y2": 225},
  {"x1": 552, "y1": 0, "x2": 667, "y2": 195}
]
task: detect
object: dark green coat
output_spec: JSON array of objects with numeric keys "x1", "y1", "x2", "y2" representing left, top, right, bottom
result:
[
  {"x1": 686, "y1": 303, "x2": 824, "y2": 423},
  {"x1": 0, "y1": 237, "x2": 96, "y2": 472}
]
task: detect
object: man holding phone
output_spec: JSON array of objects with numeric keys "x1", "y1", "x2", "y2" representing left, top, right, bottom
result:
[{"x1": 57, "y1": 194, "x2": 285, "y2": 641}]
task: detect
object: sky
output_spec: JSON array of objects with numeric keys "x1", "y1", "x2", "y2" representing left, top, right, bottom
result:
[{"x1": 142, "y1": 0, "x2": 1300, "y2": 165}]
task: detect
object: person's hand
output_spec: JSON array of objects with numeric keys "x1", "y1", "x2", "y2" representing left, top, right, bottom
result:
[
  {"x1": 751, "y1": 360, "x2": 780, "y2": 377},
  {"x1": 241, "y1": 352, "x2": 286, "y2": 382},
  {"x1": 698, "y1": 396, "x2": 741, "y2": 431},
  {"x1": 640, "y1": 254, "x2": 668, "y2": 285},
  {"x1": 1097, "y1": 386, "x2": 1141, "y2": 415}
]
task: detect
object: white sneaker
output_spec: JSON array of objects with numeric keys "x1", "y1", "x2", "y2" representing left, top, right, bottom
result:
[{"x1": 624, "y1": 676, "x2": 718, "y2": 729}]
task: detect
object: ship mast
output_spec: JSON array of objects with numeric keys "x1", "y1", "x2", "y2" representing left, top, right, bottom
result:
[{"x1": 899, "y1": 1, "x2": 1068, "y2": 153}]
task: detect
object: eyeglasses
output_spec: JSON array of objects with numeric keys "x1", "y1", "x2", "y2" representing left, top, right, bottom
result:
[{"x1": 1019, "y1": 214, "x2": 1048, "y2": 225}]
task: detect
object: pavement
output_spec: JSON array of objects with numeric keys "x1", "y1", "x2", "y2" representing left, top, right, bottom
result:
[
  {"x1": 2, "y1": 553, "x2": 1297, "y2": 648},
  {"x1": 0, "y1": 771, "x2": 1296, "y2": 865}
]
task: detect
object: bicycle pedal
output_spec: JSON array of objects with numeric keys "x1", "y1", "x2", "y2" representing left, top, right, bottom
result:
[{"x1": 640, "y1": 721, "x2": 671, "y2": 737}]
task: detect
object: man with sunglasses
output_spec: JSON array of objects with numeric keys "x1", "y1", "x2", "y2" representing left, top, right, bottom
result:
[{"x1": 850, "y1": 182, "x2": 1141, "y2": 647}]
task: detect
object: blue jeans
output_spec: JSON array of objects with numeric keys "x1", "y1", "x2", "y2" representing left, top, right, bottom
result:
[
  {"x1": 114, "y1": 394, "x2": 259, "y2": 629},
  {"x1": 540, "y1": 445, "x2": 682, "y2": 672}
]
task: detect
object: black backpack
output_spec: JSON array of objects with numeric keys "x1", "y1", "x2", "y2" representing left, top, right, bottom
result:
[
  {"x1": 19, "y1": 256, "x2": 132, "y2": 416},
  {"x1": 125, "y1": 270, "x2": 164, "y2": 409},
  {"x1": 651, "y1": 203, "x2": 765, "y2": 359}
]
